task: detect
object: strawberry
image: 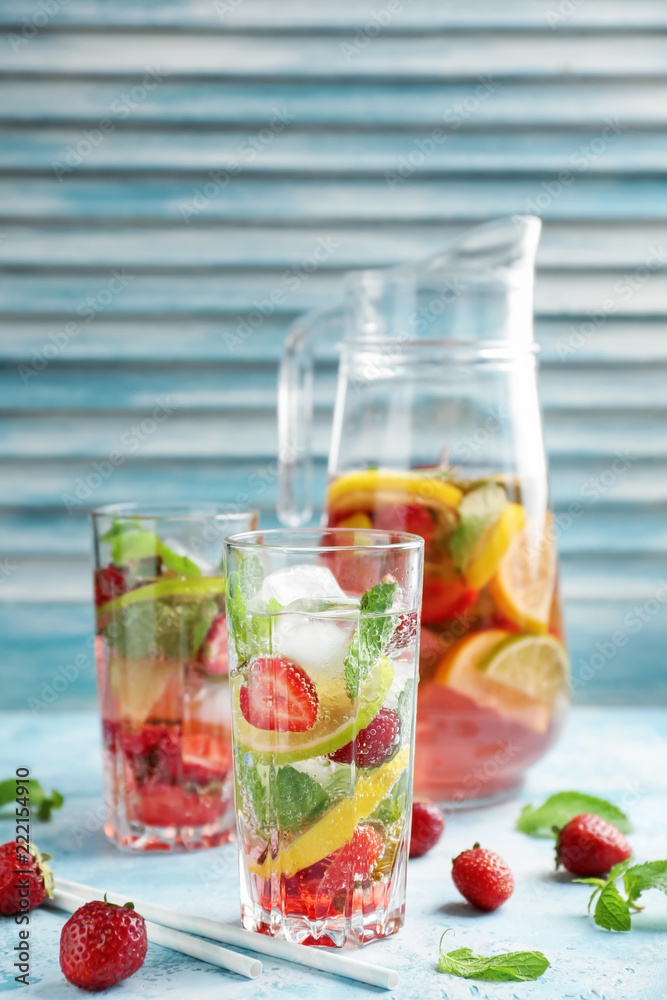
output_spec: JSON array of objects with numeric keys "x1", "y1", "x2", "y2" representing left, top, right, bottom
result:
[
  {"x1": 451, "y1": 842, "x2": 514, "y2": 911},
  {"x1": 0, "y1": 842, "x2": 53, "y2": 915},
  {"x1": 60, "y1": 898, "x2": 147, "y2": 992},
  {"x1": 328, "y1": 707, "x2": 401, "y2": 767},
  {"x1": 421, "y1": 575, "x2": 478, "y2": 625},
  {"x1": 319, "y1": 826, "x2": 384, "y2": 895},
  {"x1": 409, "y1": 801, "x2": 445, "y2": 858},
  {"x1": 385, "y1": 611, "x2": 418, "y2": 654},
  {"x1": 375, "y1": 504, "x2": 436, "y2": 544},
  {"x1": 556, "y1": 813, "x2": 632, "y2": 877},
  {"x1": 94, "y1": 565, "x2": 128, "y2": 607},
  {"x1": 121, "y1": 725, "x2": 181, "y2": 785},
  {"x1": 239, "y1": 656, "x2": 318, "y2": 733},
  {"x1": 198, "y1": 614, "x2": 229, "y2": 675}
]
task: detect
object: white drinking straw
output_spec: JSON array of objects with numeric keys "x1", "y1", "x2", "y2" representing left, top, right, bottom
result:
[
  {"x1": 56, "y1": 878, "x2": 399, "y2": 990},
  {"x1": 47, "y1": 889, "x2": 262, "y2": 981}
]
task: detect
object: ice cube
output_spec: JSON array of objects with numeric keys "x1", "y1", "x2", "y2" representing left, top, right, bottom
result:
[
  {"x1": 272, "y1": 616, "x2": 353, "y2": 681},
  {"x1": 259, "y1": 563, "x2": 347, "y2": 607}
]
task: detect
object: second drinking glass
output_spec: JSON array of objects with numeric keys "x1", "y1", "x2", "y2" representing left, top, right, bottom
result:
[
  {"x1": 92, "y1": 504, "x2": 258, "y2": 852},
  {"x1": 225, "y1": 528, "x2": 423, "y2": 947}
]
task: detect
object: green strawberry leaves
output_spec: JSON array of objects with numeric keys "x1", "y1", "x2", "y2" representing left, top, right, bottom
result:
[
  {"x1": 344, "y1": 580, "x2": 397, "y2": 700},
  {"x1": 575, "y1": 858, "x2": 667, "y2": 930},
  {"x1": 437, "y1": 944, "x2": 549, "y2": 982},
  {"x1": 517, "y1": 791, "x2": 632, "y2": 838},
  {"x1": 0, "y1": 778, "x2": 65, "y2": 821}
]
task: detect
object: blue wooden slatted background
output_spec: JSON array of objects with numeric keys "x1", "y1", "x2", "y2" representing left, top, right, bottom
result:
[{"x1": 1, "y1": 0, "x2": 666, "y2": 709}]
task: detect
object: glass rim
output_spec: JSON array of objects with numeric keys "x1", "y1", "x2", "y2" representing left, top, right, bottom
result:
[
  {"x1": 225, "y1": 527, "x2": 425, "y2": 554},
  {"x1": 90, "y1": 502, "x2": 259, "y2": 523},
  {"x1": 339, "y1": 338, "x2": 540, "y2": 355}
]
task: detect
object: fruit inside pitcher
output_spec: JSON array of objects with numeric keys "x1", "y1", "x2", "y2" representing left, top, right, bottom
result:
[{"x1": 326, "y1": 468, "x2": 569, "y2": 805}]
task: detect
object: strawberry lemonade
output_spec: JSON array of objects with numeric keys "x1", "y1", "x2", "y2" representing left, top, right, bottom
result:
[
  {"x1": 225, "y1": 529, "x2": 423, "y2": 947},
  {"x1": 326, "y1": 470, "x2": 570, "y2": 805},
  {"x1": 92, "y1": 505, "x2": 257, "y2": 851}
]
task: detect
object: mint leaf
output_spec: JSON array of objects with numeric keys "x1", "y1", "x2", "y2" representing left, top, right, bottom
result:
[
  {"x1": 516, "y1": 791, "x2": 632, "y2": 838},
  {"x1": 397, "y1": 678, "x2": 415, "y2": 731},
  {"x1": 624, "y1": 860, "x2": 667, "y2": 907},
  {"x1": 235, "y1": 751, "x2": 274, "y2": 831},
  {"x1": 0, "y1": 778, "x2": 65, "y2": 821},
  {"x1": 101, "y1": 519, "x2": 201, "y2": 578},
  {"x1": 276, "y1": 767, "x2": 328, "y2": 833},
  {"x1": 238, "y1": 553, "x2": 263, "y2": 598},
  {"x1": 437, "y1": 946, "x2": 549, "y2": 982},
  {"x1": 345, "y1": 581, "x2": 397, "y2": 700},
  {"x1": 226, "y1": 570, "x2": 248, "y2": 662},
  {"x1": 594, "y1": 880, "x2": 632, "y2": 932},
  {"x1": 104, "y1": 598, "x2": 216, "y2": 660},
  {"x1": 449, "y1": 483, "x2": 506, "y2": 570},
  {"x1": 372, "y1": 769, "x2": 408, "y2": 828}
]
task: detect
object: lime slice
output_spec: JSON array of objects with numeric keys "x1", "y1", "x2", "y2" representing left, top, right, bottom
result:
[
  {"x1": 235, "y1": 655, "x2": 394, "y2": 765},
  {"x1": 99, "y1": 575, "x2": 225, "y2": 616},
  {"x1": 247, "y1": 746, "x2": 410, "y2": 878},
  {"x1": 480, "y1": 633, "x2": 570, "y2": 702}
]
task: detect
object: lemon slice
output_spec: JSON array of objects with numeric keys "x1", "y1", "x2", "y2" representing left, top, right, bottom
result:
[
  {"x1": 465, "y1": 502, "x2": 525, "y2": 590},
  {"x1": 234, "y1": 656, "x2": 394, "y2": 765},
  {"x1": 480, "y1": 633, "x2": 570, "y2": 702},
  {"x1": 327, "y1": 469, "x2": 462, "y2": 515},
  {"x1": 247, "y1": 746, "x2": 410, "y2": 879},
  {"x1": 488, "y1": 513, "x2": 557, "y2": 633},
  {"x1": 434, "y1": 630, "x2": 553, "y2": 734}
]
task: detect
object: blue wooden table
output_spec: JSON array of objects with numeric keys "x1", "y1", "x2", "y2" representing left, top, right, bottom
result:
[{"x1": 1, "y1": 706, "x2": 666, "y2": 998}]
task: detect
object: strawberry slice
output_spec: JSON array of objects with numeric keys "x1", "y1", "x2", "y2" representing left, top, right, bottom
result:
[
  {"x1": 375, "y1": 504, "x2": 436, "y2": 544},
  {"x1": 198, "y1": 615, "x2": 229, "y2": 674},
  {"x1": 319, "y1": 826, "x2": 384, "y2": 896},
  {"x1": 421, "y1": 575, "x2": 478, "y2": 625},
  {"x1": 239, "y1": 656, "x2": 318, "y2": 733},
  {"x1": 94, "y1": 565, "x2": 127, "y2": 607}
]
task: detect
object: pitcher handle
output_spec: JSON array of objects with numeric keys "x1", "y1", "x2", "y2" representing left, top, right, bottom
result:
[{"x1": 277, "y1": 306, "x2": 344, "y2": 527}]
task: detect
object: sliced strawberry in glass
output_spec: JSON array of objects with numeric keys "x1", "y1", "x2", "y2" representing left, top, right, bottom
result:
[
  {"x1": 94, "y1": 565, "x2": 128, "y2": 607},
  {"x1": 198, "y1": 615, "x2": 229, "y2": 674},
  {"x1": 239, "y1": 656, "x2": 318, "y2": 733}
]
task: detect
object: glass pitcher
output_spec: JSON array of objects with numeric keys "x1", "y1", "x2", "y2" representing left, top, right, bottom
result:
[{"x1": 277, "y1": 216, "x2": 569, "y2": 807}]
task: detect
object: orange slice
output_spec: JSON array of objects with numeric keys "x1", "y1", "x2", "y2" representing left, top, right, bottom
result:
[
  {"x1": 434, "y1": 630, "x2": 552, "y2": 734},
  {"x1": 488, "y1": 514, "x2": 557, "y2": 633},
  {"x1": 464, "y1": 502, "x2": 526, "y2": 590}
]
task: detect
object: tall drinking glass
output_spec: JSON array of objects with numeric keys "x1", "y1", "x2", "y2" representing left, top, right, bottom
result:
[
  {"x1": 91, "y1": 504, "x2": 258, "y2": 852},
  {"x1": 225, "y1": 528, "x2": 423, "y2": 947}
]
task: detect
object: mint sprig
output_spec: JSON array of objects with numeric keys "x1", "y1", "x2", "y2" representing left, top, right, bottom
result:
[
  {"x1": 225, "y1": 554, "x2": 278, "y2": 664},
  {"x1": 449, "y1": 482, "x2": 506, "y2": 570},
  {"x1": 437, "y1": 944, "x2": 549, "y2": 982},
  {"x1": 575, "y1": 858, "x2": 667, "y2": 931},
  {"x1": 236, "y1": 753, "x2": 330, "y2": 835},
  {"x1": 0, "y1": 777, "x2": 64, "y2": 821},
  {"x1": 103, "y1": 597, "x2": 216, "y2": 660},
  {"x1": 516, "y1": 791, "x2": 632, "y2": 838},
  {"x1": 101, "y1": 520, "x2": 202, "y2": 578},
  {"x1": 344, "y1": 580, "x2": 397, "y2": 700}
]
